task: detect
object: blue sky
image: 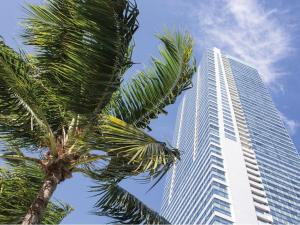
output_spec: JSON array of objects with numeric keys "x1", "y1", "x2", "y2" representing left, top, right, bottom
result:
[{"x1": 1, "y1": 0, "x2": 300, "y2": 223}]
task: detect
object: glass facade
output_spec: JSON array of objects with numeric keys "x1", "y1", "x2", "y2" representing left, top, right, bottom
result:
[
  {"x1": 161, "y1": 48, "x2": 300, "y2": 224},
  {"x1": 228, "y1": 57, "x2": 300, "y2": 224}
]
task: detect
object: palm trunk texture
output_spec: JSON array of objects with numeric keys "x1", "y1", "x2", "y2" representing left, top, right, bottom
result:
[{"x1": 21, "y1": 175, "x2": 58, "y2": 225}]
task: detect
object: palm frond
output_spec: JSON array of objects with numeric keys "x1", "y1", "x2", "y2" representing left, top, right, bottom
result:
[
  {"x1": 23, "y1": 0, "x2": 138, "y2": 119},
  {"x1": 0, "y1": 40, "x2": 56, "y2": 150},
  {"x1": 104, "y1": 31, "x2": 196, "y2": 129},
  {"x1": 42, "y1": 202, "x2": 73, "y2": 224},
  {"x1": 92, "y1": 183, "x2": 170, "y2": 224},
  {"x1": 0, "y1": 154, "x2": 41, "y2": 165},
  {"x1": 0, "y1": 146, "x2": 42, "y2": 167},
  {"x1": 91, "y1": 115, "x2": 179, "y2": 182},
  {"x1": 0, "y1": 163, "x2": 73, "y2": 224},
  {"x1": 69, "y1": 154, "x2": 107, "y2": 169}
]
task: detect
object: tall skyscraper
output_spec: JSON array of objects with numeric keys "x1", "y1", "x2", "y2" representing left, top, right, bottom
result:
[{"x1": 161, "y1": 48, "x2": 300, "y2": 224}]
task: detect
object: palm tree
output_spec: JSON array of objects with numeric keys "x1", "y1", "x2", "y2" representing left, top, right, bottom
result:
[
  {"x1": 0, "y1": 149, "x2": 72, "y2": 224},
  {"x1": 0, "y1": 0, "x2": 196, "y2": 224}
]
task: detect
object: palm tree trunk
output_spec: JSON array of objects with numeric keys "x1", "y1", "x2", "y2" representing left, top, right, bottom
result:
[{"x1": 22, "y1": 175, "x2": 59, "y2": 225}]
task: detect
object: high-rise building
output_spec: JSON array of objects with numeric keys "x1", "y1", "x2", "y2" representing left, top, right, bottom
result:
[{"x1": 161, "y1": 48, "x2": 300, "y2": 224}]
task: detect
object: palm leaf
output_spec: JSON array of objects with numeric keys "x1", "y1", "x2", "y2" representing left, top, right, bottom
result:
[
  {"x1": 90, "y1": 115, "x2": 179, "y2": 182},
  {"x1": 69, "y1": 154, "x2": 107, "y2": 169},
  {"x1": 104, "y1": 31, "x2": 196, "y2": 129},
  {"x1": 0, "y1": 153, "x2": 41, "y2": 165},
  {"x1": 92, "y1": 183, "x2": 170, "y2": 224},
  {"x1": 0, "y1": 40, "x2": 56, "y2": 151},
  {"x1": 0, "y1": 163, "x2": 73, "y2": 224},
  {"x1": 23, "y1": 0, "x2": 138, "y2": 119},
  {"x1": 42, "y1": 202, "x2": 73, "y2": 225}
]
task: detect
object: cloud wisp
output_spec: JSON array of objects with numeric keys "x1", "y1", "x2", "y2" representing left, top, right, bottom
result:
[
  {"x1": 279, "y1": 112, "x2": 300, "y2": 136},
  {"x1": 196, "y1": 0, "x2": 299, "y2": 135},
  {"x1": 164, "y1": 0, "x2": 298, "y2": 135},
  {"x1": 195, "y1": 0, "x2": 292, "y2": 84}
]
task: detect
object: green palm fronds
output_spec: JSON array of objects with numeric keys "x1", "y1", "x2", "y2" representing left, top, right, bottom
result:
[
  {"x1": 0, "y1": 0, "x2": 196, "y2": 223},
  {"x1": 0, "y1": 41, "x2": 56, "y2": 150},
  {"x1": 0, "y1": 162, "x2": 72, "y2": 224},
  {"x1": 92, "y1": 183, "x2": 170, "y2": 224},
  {"x1": 89, "y1": 115, "x2": 179, "y2": 182},
  {"x1": 104, "y1": 31, "x2": 196, "y2": 129},
  {"x1": 23, "y1": 0, "x2": 138, "y2": 118}
]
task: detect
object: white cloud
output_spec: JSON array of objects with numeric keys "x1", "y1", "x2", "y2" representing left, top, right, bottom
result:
[
  {"x1": 193, "y1": 0, "x2": 298, "y2": 134},
  {"x1": 193, "y1": 0, "x2": 292, "y2": 84},
  {"x1": 279, "y1": 112, "x2": 299, "y2": 136},
  {"x1": 163, "y1": 0, "x2": 298, "y2": 135}
]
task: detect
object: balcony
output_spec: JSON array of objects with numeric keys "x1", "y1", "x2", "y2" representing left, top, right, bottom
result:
[
  {"x1": 245, "y1": 157, "x2": 258, "y2": 166},
  {"x1": 253, "y1": 194, "x2": 268, "y2": 205},
  {"x1": 249, "y1": 179, "x2": 265, "y2": 190},
  {"x1": 243, "y1": 151, "x2": 256, "y2": 160},
  {"x1": 251, "y1": 187, "x2": 267, "y2": 198},
  {"x1": 254, "y1": 201, "x2": 270, "y2": 212},
  {"x1": 256, "y1": 211, "x2": 273, "y2": 223},
  {"x1": 246, "y1": 163, "x2": 260, "y2": 172},
  {"x1": 247, "y1": 168, "x2": 261, "y2": 177},
  {"x1": 248, "y1": 174, "x2": 262, "y2": 184}
]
